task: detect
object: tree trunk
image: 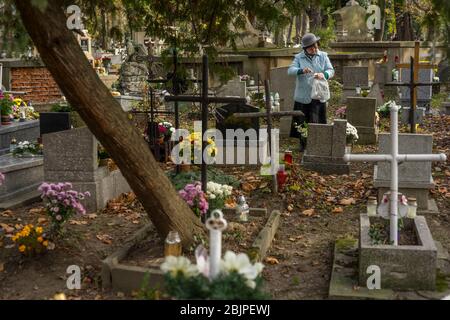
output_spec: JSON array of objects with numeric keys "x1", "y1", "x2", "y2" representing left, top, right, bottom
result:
[
  {"x1": 394, "y1": 0, "x2": 415, "y2": 40},
  {"x1": 307, "y1": 5, "x2": 321, "y2": 32},
  {"x1": 14, "y1": 0, "x2": 205, "y2": 247}
]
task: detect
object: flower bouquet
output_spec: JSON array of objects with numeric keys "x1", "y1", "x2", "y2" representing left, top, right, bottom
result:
[
  {"x1": 38, "y1": 182, "x2": 90, "y2": 236},
  {"x1": 346, "y1": 122, "x2": 359, "y2": 145},
  {"x1": 12, "y1": 224, "x2": 52, "y2": 257},
  {"x1": 12, "y1": 140, "x2": 43, "y2": 157},
  {"x1": 206, "y1": 181, "x2": 233, "y2": 213},
  {"x1": 159, "y1": 249, "x2": 267, "y2": 299},
  {"x1": 178, "y1": 182, "x2": 208, "y2": 219},
  {"x1": 178, "y1": 132, "x2": 217, "y2": 164},
  {"x1": 11, "y1": 98, "x2": 39, "y2": 120},
  {"x1": 158, "y1": 121, "x2": 175, "y2": 142}
]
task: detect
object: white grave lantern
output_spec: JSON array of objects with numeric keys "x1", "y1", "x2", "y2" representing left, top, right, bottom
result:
[{"x1": 205, "y1": 209, "x2": 227, "y2": 279}]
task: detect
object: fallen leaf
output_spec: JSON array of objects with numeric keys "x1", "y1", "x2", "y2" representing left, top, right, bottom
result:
[
  {"x1": 445, "y1": 193, "x2": 450, "y2": 199},
  {"x1": 96, "y1": 234, "x2": 113, "y2": 245},
  {"x1": 438, "y1": 187, "x2": 448, "y2": 194},
  {"x1": 69, "y1": 220, "x2": 88, "y2": 225},
  {"x1": 1, "y1": 210, "x2": 13, "y2": 217},
  {"x1": 445, "y1": 170, "x2": 450, "y2": 177},
  {"x1": 288, "y1": 237, "x2": 296, "y2": 242},
  {"x1": 339, "y1": 198, "x2": 356, "y2": 205},
  {"x1": 264, "y1": 256, "x2": 279, "y2": 265},
  {"x1": 0, "y1": 223, "x2": 14, "y2": 234},
  {"x1": 287, "y1": 204, "x2": 294, "y2": 212},
  {"x1": 258, "y1": 181, "x2": 268, "y2": 189},
  {"x1": 87, "y1": 213, "x2": 97, "y2": 220},
  {"x1": 37, "y1": 217, "x2": 47, "y2": 224},
  {"x1": 332, "y1": 207, "x2": 344, "y2": 214},
  {"x1": 326, "y1": 196, "x2": 336, "y2": 203},
  {"x1": 302, "y1": 209, "x2": 315, "y2": 216},
  {"x1": 29, "y1": 207, "x2": 45, "y2": 215},
  {"x1": 241, "y1": 182, "x2": 256, "y2": 192}
]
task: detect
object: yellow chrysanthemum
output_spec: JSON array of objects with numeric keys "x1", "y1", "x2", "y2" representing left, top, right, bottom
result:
[
  {"x1": 18, "y1": 245, "x2": 26, "y2": 252},
  {"x1": 12, "y1": 235, "x2": 18, "y2": 242},
  {"x1": 35, "y1": 227, "x2": 43, "y2": 234},
  {"x1": 42, "y1": 240, "x2": 49, "y2": 247},
  {"x1": 37, "y1": 236, "x2": 43, "y2": 243}
]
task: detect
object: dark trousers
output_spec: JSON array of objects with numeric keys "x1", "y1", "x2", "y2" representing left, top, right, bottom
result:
[{"x1": 289, "y1": 99, "x2": 327, "y2": 139}]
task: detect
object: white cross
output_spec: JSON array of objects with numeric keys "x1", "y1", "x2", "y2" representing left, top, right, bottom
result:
[
  {"x1": 343, "y1": 102, "x2": 447, "y2": 245},
  {"x1": 205, "y1": 209, "x2": 227, "y2": 279}
]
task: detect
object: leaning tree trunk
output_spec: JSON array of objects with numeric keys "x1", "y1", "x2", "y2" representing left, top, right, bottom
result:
[{"x1": 14, "y1": 0, "x2": 205, "y2": 247}]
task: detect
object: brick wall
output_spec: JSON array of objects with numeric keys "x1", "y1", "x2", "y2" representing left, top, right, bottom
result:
[{"x1": 10, "y1": 66, "x2": 63, "y2": 104}]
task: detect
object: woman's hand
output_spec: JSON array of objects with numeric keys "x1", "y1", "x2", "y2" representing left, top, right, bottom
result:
[
  {"x1": 303, "y1": 67, "x2": 313, "y2": 74},
  {"x1": 314, "y1": 72, "x2": 325, "y2": 80}
]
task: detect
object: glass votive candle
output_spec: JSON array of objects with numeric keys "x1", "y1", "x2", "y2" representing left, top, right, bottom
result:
[
  {"x1": 407, "y1": 197, "x2": 417, "y2": 219},
  {"x1": 284, "y1": 150, "x2": 293, "y2": 165},
  {"x1": 367, "y1": 196, "x2": 378, "y2": 217}
]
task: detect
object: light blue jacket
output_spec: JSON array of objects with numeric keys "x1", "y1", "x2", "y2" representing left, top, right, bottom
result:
[{"x1": 287, "y1": 50, "x2": 335, "y2": 104}]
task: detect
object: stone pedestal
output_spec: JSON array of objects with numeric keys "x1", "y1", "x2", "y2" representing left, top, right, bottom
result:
[
  {"x1": 373, "y1": 133, "x2": 437, "y2": 213},
  {"x1": 43, "y1": 127, "x2": 131, "y2": 213},
  {"x1": 359, "y1": 214, "x2": 437, "y2": 291},
  {"x1": 114, "y1": 95, "x2": 143, "y2": 112},
  {"x1": 0, "y1": 120, "x2": 40, "y2": 155}
]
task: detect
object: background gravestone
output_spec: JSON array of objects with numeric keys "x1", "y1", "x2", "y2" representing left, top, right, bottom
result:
[
  {"x1": 373, "y1": 133, "x2": 436, "y2": 213},
  {"x1": 216, "y1": 76, "x2": 247, "y2": 98},
  {"x1": 302, "y1": 119, "x2": 349, "y2": 174},
  {"x1": 342, "y1": 66, "x2": 369, "y2": 103},
  {"x1": 43, "y1": 127, "x2": 131, "y2": 212},
  {"x1": 346, "y1": 96, "x2": 378, "y2": 144},
  {"x1": 400, "y1": 68, "x2": 433, "y2": 108},
  {"x1": 215, "y1": 103, "x2": 260, "y2": 166},
  {"x1": 270, "y1": 66, "x2": 296, "y2": 139},
  {"x1": 332, "y1": 0, "x2": 372, "y2": 42}
]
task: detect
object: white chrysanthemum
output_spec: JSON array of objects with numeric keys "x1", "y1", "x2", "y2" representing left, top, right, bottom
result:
[
  {"x1": 220, "y1": 251, "x2": 264, "y2": 288},
  {"x1": 160, "y1": 256, "x2": 199, "y2": 278}
]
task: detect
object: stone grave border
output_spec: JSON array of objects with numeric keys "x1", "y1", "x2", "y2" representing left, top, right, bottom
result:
[{"x1": 101, "y1": 208, "x2": 281, "y2": 294}]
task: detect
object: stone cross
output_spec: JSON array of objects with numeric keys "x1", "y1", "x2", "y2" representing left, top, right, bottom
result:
[
  {"x1": 343, "y1": 102, "x2": 446, "y2": 245},
  {"x1": 205, "y1": 209, "x2": 227, "y2": 279}
]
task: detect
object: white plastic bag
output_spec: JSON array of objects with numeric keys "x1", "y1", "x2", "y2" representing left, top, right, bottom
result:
[{"x1": 310, "y1": 78, "x2": 330, "y2": 102}]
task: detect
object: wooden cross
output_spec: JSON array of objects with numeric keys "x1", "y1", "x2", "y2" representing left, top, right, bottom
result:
[
  {"x1": 385, "y1": 41, "x2": 439, "y2": 133},
  {"x1": 165, "y1": 54, "x2": 246, "y2": 191},
  {"x1": 234, "y1": 80, "x2": 305, "y2": 194}
]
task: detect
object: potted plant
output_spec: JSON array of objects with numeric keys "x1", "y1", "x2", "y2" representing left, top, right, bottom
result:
[{"x1": 0, "y1": 91, "x2": 14, "y2": 125}]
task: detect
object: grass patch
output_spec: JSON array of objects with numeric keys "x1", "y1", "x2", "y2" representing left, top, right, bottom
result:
[
  {"x1": 436, "y1": 271, "x2": 449, "y2": 292},
  {"x1": 336, "y1": 235, "x2": 357, "y2": 251}
]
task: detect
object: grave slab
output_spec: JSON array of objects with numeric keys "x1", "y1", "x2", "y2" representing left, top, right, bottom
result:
[
  {"x1": 359, "y1": 214, "x2": 437, "y2": 291},
  {"x1": 0, "y1": 154, "x2": 43, "y2": 205}
]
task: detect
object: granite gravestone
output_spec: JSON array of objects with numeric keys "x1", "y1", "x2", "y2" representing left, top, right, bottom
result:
[
  {"x1": 400, "y1": 68, "x2": 433, "y2": 108},
  {"x1": 302, "y1": 119, "x2": 349, "y2": 174},
  {"x1": 342, "y1": 66, "x2": 369, "y2": 103},
  {"x1": 215, "y1": 103, "x2": 260, "y2": 166},
  {"x1": 270, "y1": 66, "x2": 296, "y2": 138},
  {"x1": 43, "y1": 127, "x2": 131, "y2": 212},
  {"x1": 216, "y1": 76, "x2": 247, "y2": 98},
  {"x1": 346, "y1": 96, "x2": 378, "y2": 144},
  {"x1": 373, "y1": 133, "x2": 437, "y2": 213}
]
